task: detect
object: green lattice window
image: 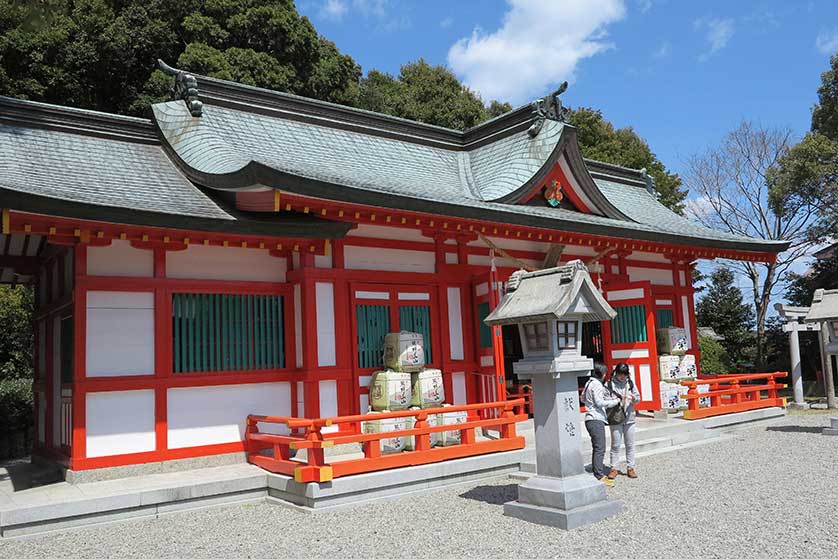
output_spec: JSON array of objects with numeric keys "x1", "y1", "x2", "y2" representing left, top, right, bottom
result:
[
  {"x1": 610, "y1": 305, "x2": 648, "y2": 344},
  {"x1": 356, "y1": 304, "x2": 390, "y2": 369},
  {"x1": 172, "y1": 293, "x2": 285, "y2": 373},
  {"x1": 656, "y1": 309, "x2": 675, "y2": 329},
  {"x1": 477, "y1": 302, "x2": 493, "y2": 348},
  {"x1": 399, "y1": 305, "x2": 433, "y2": 363}
]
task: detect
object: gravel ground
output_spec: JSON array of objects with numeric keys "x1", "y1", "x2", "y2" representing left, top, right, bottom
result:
[{"x1": 2, "y1": 411, "x2": 836, "y2": 559}]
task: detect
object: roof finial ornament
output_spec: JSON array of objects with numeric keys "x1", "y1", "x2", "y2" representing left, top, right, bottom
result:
[
  {"x1": 527, "y1": 81, "x2": 569, "y2": 138},
  {"x1": 157, "y1": 59, "x2": 203, "y2": 117}
]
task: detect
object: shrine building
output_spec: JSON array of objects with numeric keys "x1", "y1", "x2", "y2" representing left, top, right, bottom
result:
[{"x1": 0, "y1": 66, "x2": 788, "y2": 474}]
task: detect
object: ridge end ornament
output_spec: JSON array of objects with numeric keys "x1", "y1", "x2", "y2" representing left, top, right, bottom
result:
[
  {"x1": 527, "y1": 81, "x2": 569, "y2": 138},
  {"x1": 157, "y1": 59, "x2": 203, "y2": 117}
]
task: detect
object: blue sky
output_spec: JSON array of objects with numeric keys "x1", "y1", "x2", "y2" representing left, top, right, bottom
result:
[
  {"x1": 299, "y1": 0, "x2": 838, "y2": 300},
  {"x1": 299, "y1": 0, "x2": 837, "y2": 181}
]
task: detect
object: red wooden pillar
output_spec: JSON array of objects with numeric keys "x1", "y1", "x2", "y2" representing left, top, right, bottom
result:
[
  {"x1": 70, "y1": 244, "x2": 87, "y2": 468},
  {"x1": 291, "y1": 246, "x2": 320, "y2": 418},
  {"x1": 153, "y1": 247, "x2": 170, "y2": 454}
]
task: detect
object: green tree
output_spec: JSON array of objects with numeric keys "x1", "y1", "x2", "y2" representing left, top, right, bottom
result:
[
  {"x1": 0, "y1": 0, "x2": 362, "y2": 115},
  {"x1": 567, "y1": 107, "x2": 688, "y2": 213},
  {"x1": 695, "y1": 268, "x2": 754, "y2": 363},
  {"x1": 0, "y1": 285, "x2": 33, "y2": 380},
  {"x1": 697, "y1": 336, "x2": 733, "y2": 374},
  {"x1": 358, "y1": 59, "x2": 489, "y2": 131},
  {"x1": 770, "y1": 55, "x2": 838, "y2": 240},
  {"x1": 786, "y1": 252, "x2": 838, "y2": 306}
]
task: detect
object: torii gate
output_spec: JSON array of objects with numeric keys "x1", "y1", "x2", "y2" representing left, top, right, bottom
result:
[
  {"x1": 775, "y1": 304, "x2": 819, "y2": 409},
  {"x1": 776, "y1": 300, "x2": 836, "y2": 410}
]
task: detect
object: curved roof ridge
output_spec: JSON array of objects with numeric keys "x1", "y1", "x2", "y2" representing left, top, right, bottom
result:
[{"x1": 0, "y1": 95, "x2": 157, "y2": 144}]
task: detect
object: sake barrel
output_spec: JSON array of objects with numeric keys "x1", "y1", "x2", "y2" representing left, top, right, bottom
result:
[
  {"x1": 658, "y1": 355, "x2": 682, "y2": 380},
  {"x1": 437, "y1": 404, "x2": 468, "y2": 446},
  {"x1": 410, "y1": 368, "x2": 445, "y2": 408},
  {"x1": 404, "y1": 411, "x2": 440, "y2": 450},
  {"x1": 369, "y1": 370, "x2": 412, "y2": 411},
  {"x1": 382, "y1": 331, "x2": 425, "y2": 372},
  {"x1": 363, "y1": 412, "x2": 410, "y2": 454},
  {"x1": 678, "y1": 354, "x2": 697, "y2": 379}
]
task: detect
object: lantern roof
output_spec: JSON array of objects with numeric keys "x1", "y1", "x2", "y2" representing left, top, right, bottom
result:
[
  {"x1": 805, "y1": 289, "x2": 838, "y2": 322},
  {"x1": 484, "y1": 260, "x2": 616, "y2": 326}
]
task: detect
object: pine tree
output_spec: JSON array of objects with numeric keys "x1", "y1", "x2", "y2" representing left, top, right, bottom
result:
[{"x1": 695, "y1": 268, "x2": 754, "y2": 362}]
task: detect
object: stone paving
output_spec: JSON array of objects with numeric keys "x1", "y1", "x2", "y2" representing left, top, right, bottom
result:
[{"x1": 0, "y1": 410, "x2": 835, "y2": 558}]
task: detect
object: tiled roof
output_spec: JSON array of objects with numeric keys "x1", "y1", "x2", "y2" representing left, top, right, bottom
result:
[
  {"x1": 0, "y1": 96, "x2": 351, "y2": 238},
  {"x1": 155, "y1": 80, "x2": 788, "y2": 253}
]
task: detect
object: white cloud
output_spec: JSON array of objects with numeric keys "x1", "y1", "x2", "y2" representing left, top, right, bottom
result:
[
  {"x1": 694, "y1": 17, "x2": 734, "y2": 62},
  {"x1": 447, "y1": 0, "x2": 626, "y2": 105},
  {"x1": 440, "y1": 16, "x2": 454, "y2": 29},
  {"x1": 319, "y1": 0, "x2": 349, "y2": 21},
  {"x1": 816, "y1": 29, "x2": 838, "y2": 55}
]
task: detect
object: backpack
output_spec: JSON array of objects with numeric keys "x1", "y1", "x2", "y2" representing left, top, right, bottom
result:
[{"x1": 606, "y1": 378, "x2": 633, "y2": 425}]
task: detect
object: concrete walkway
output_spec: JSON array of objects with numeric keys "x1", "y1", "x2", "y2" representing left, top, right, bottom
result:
[{"x1": 0, "y1": 407, "x2": 785, "y2": 538}]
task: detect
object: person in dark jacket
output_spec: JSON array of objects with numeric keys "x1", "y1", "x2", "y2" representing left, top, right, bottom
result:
[{"x1": 583, "y1": 363, "x2": 621, "y2": 487}]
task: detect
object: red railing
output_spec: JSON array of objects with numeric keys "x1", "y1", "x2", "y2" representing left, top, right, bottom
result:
[
  {"x1": 680, "y1": 372, "x2": 787, "y2": 420},
  {"x1": 246, "y1": 399, "x2": 528, "y2": 482},
  {"x1": 506, "y1": 385, "x2": 532, "y2": 416}
]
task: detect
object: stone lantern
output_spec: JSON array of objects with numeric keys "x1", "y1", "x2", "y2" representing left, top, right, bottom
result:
[{"x1": 484, "y1": 260, "x2": 622, "y2": 529}]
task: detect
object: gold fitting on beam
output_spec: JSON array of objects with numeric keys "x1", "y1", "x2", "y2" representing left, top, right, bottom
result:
[
  {"x1": 285, "y1": 203, "x2": 292, "y2": 211},
  {"x1": 119, "y1": 232, "x2": 126, "y2": 240},
  {"x1": 273, "y1": 191, "x2": 281, "y2": 212},
  {"x1": 142, "y1": 234, "x2": 149, "y2": 242},
  {"x1": 24, "y1": 224, "x2": 32, "y2": 233},
  {"x1": 320, "y1": 440, "x2": 335, "y2": 448},
  {"x1": 1, "y1": 209, "x2": 9, "y2": 235}
]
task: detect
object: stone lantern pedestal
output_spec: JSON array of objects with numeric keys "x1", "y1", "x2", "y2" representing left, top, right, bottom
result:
[
  {"x1": 484, "y1": 261, "x2": 622, "y2": 529},
  {"x1": 505, "y1": 356, "x2": 622, "y2": 529}
]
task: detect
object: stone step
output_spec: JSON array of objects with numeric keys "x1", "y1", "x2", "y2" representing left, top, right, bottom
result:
[{"x1": 824, "y1": 416, "x2": 838, "y2": 435}]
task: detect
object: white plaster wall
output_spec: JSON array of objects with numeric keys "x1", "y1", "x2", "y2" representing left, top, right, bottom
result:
[
  {"x1": 447, "y1": 287, "x2": 464, "y2": 360},
  {"x1": 86, "y1": 291, "x2": 154, "y2": 377},
  {"x1": 86, "y1": 390, "x2": 155, "y2": 458},
  {"x1": 167, "y1": 245, "x2": 287, "y2": 282},
  {"x1": 87, "y1": 240, "x2": 153, "y2": 277},
  {"x1": 627, "y1": 251, "x2": 670, "y2": 263},
  {"x1": 452, "y1": 372, "x2": 466, "y2": 405},
  {"x1": 167, "y1": 382, "x2": 291, "y2": 448},
  {"x1": 627, "y1": 266, "x2": 674, "y2": 286},
  {"x1": 681, "y1": 295, "x2": 693, "y2": 348},
  {"x1": 347, "y1": 224, "x2": 432, "y2": 243},
  {"x1": 344, "y1": 246, "x2": 435, "y2": 273},
  {"x1": 315, "y1": 253, "x2": 332, "y2": 269},
  {"x1": 319, "y1": 380, "x2": 338, "y2": 418},
  {"x1": 296, "y1": 381, "x2": 305, "y2": 417},
  {"x1": 444, "y1": 252, "x2": 458, "y2": 264},
  {"x1": 606, "y1": 287, "x2": 644, "y2": 302},
  {"x1": 467, "y1": 254, "x2": 541, "y2": 269},
  {"x1": 638, "y1": 364, "x2": 653, "y2": 402},
  {"x1": 360, "y1": 394, "x2": 369, "y2": 414},
  {"x1": 315, "y1": 282, "x2": 336, "y2": 367}
]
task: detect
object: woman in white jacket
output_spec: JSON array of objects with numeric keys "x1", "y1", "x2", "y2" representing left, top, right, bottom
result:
[{"x1": 607, "y1": 362, "x2": 642, "y2": 479}]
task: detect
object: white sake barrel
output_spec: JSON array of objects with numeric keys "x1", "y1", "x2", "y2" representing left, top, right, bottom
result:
[
  {"x1": 410, "y1": 368, "x2": 445, "y2": 408},
  {"x1": 363, "y1": 412, "x2": 409, "y2": 454},
  {"x1": 383, "y1": 331, "x2": 425, "y2": 372},
  {"x1": 437, "y1": 404, "x2": 468, "y2": 446},
  {"x1": 369, "y1": 370, "x2": 412, "y2": 411}
]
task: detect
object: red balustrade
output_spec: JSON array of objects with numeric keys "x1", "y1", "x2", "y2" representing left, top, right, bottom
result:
[
  {"x1": 246, "y1": 399, "x2": 528, "y2": 483},
  {"x1": 680, "y1": 372, "x2": 787, "y2": 420}
]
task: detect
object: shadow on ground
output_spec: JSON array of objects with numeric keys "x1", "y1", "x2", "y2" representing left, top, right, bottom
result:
[
  {"x1": 458, "y1": 483, "x2": 518, "y2": 506},
  {"x1": 765, "y1": 425, "x2": 824, "y2": 434}
]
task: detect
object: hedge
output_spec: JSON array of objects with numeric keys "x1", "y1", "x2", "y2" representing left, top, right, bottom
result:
[{"x1": 0, "y1": 378, "x2": 33, "y2": 459}]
